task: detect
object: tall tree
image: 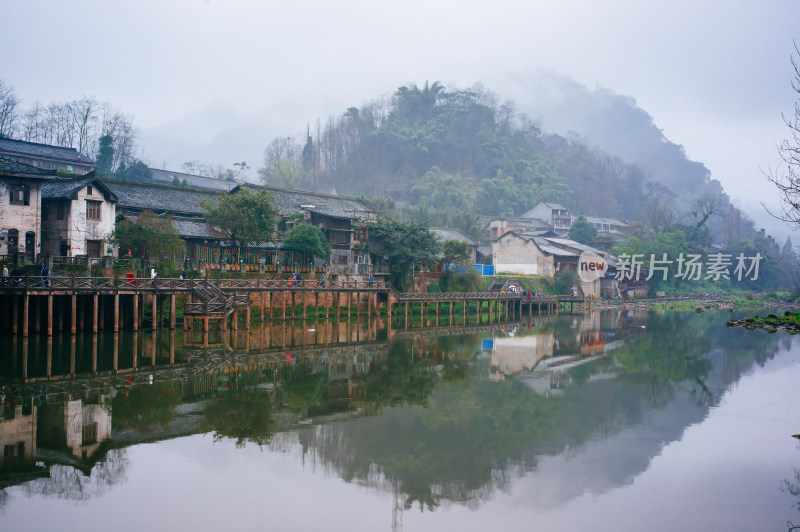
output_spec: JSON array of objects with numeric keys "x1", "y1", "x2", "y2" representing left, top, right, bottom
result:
[
  {"x1": 767, "y1": 41, "x2": 800, "y2": 227},
  {"x1": 0, "y1": 78, "x2": 20, "y2": 138},
  {"x1": 201, "y1": 188, "x2": 279, "y2": 253},
  {"x1": 95, "y1": 134, "x2": 114, "y2": 178}
]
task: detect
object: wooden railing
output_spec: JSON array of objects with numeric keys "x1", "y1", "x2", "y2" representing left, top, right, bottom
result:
[{"x1": 0, "y1": 276, "x2": 391, "y2": 292}]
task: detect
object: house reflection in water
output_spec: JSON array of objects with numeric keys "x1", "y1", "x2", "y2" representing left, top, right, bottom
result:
[
  {"x1": 487, "y1": 311, "x2": 646, "y2": 396},
  {"x1": 0, "y1": 401, "x2": 37, "y2": 469},
  {"x1": 37, "y1": 395, "x2": 112, "y2": 461},
  {"x1": 0, "y1": 394, "x2": 112, "y2": 477}
]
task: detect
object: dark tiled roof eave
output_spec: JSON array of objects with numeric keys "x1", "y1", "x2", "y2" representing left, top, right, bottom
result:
[
  {"x1": 0, "y1": 138, "x2": 95, "y2": 165},
  {"x1": 0, "y1": 156, "x2": 60, "y2": 177}
]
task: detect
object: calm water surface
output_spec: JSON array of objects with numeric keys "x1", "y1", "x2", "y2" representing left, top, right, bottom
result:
[{"x1": 0, "y1": 309, "x2": 798, "y2": 531}]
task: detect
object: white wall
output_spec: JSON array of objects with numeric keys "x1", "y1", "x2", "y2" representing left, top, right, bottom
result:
[{"x1": 0, "y1": 178, "x2": 43, "y2": 258}]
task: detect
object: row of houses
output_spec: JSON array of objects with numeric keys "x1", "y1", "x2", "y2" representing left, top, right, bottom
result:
[
  {"x1": 0, "y1": 156, "x2": 377, "y2": 275},
  {"x1": 0, "y1": 137, "x2": 623, "y2": 294}
]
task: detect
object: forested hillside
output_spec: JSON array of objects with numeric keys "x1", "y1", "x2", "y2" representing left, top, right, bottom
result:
[{"x1": 259, "y1": 81, "x2": 738, "y2": 243}]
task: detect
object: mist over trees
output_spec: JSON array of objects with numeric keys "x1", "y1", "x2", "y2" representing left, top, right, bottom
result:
[
  {"x1": 0, "y1": 78, "x2": 137, "y2": 172},
  {"x1": 257, "y1": 79, "x2": 754, "y2": 248}
]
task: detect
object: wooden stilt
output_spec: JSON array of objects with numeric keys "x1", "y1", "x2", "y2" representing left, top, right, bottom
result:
[
  {"x1": 70, "y1": 294, "x2": 76, "y2": 334},
  {"x1": 47, "y1": 294, "x2": 53, "y2": 336},
  {"x1": 114, "y1": 293, "x2": 119, "y2": 332},
  {"x1": 170, "y1": 293, "x2": 176, "y2": 330},
  {"x1": 22, "y1": 294, "x2": 29, "y2": 337}
]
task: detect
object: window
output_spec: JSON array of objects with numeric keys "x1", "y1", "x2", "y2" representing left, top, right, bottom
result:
[
  {"x1": 86, "y1": 200, "x2": 101, "y2": 221},
  {"x1": 9, "y1": 184, "x2": 30, "y2": 206},
  {"x1": 57, "y1": 202, "x2": 65, "y2": 220},
  {"x1": 86, "y1": 185, "x2": 93, "y2": 196}
]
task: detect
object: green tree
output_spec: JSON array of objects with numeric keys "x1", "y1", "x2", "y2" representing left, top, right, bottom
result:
[
  {"x1": 370, "y1": 219, "x2": 441, "y2": 290},
  {"x1": 442, "y1": 240, "x2": 470, "y2": 265},
  {"x1": 95, "y1": 134, "x2": 114, "y2": 178},
  {"x1": 568, "y1": 215, "x2": 598, "y2": 247},
  {"x1": 201, "y1": 188, "x2": 279, "y2": 254},
  {"x1": 281, "y1": 222, "x2": 332, "y2": 263},
  {"x1": 117, "y1": 159, "x2": 153, "y2": 182},
  {"x1": 110, "y1": 210, "x2": 184, "y2": 263}
]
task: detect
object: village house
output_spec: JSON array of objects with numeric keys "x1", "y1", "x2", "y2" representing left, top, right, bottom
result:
[
  {"x1": 430, "y1": 227, "x2": 479, "y2": 263},
  {"x1": 492, "y1": 231, "x2": 580, "y2": 276},
  {"x1": 103, "y1": 178, "x2": 224, "y2": 266},
  {"x1": 40, "y1": 177, "x2": 117, "y2": 258},
  {"x1": 583, "y1": 215, "x2": 627, "y2": 233},
  {"x1": 0, "y1": 157, "x2": 59, "y2": 264},
  {"x1": 491, "y1": 231, "x2": 618, "y2": 297},
  {"x1": 519, "y1": 202, "x2": 573, "y2": 236},
  {"x1": 99, "y1": 178, "x2": 376, "y2": 274},
  {"x1": 0, "y1": 138, "x2": 95, "y2": 176},
  {"x1": 232, "y1": 183, "x2": 376, "y2": 275},
  {"x1": 486, "y1": 216, "x2": 551, "y2": 240}
]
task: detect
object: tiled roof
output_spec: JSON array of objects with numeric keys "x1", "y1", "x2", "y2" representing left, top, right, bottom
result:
[
  {"x1": 532, "y1": 237, "x2": 578, "y2": 257},
  {"x1": 149, "y1": 168, "x2": 241, "y2": 192},
  {"x1": 41, "y1": 177, "x2": 92, "y2": 199},
  {"x1": 541, "y1": 237, "x2": 607, "y2": 256},
  {"x1": 0, "y1": 138, "x2": 94, "y2": 165},
  {"x1": 0, "y1": 156, "x2": 59, "y2": 177},
  {"x1": 119, "y1": 212, "x2": 223, "y2": 240},
  {"x1": 233, "y1": 183, "x2": 375, "y2": 221},
  {"x1": 101, "y1": 179, "x2": 374, "y2": 222},
  {"x1": 172, "y1": 217, "x2": 223, "y2": 239},
  {"x1": 488, "y1": 216, "x2": 550, "y2": 228},
  {"x1": 430, "y1": 227, "x2": 478, "y2": 246},
  {"x1": 103, "y1": 179, "x2": 218, "y2": 215},
  {"x1": 582, "y1": 215, "x2": 627, "y2": 227},
  {"x1": 41, "y1": 176, "x2": 117, "y2": 201}
]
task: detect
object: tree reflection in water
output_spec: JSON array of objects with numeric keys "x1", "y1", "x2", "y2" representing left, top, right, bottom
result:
[
  {"x1": 0, "y1": 448, "x2": 128, "y2": 507},
  {"x1": 0, "y1": 310, "x2": 791, "y2": 515}
]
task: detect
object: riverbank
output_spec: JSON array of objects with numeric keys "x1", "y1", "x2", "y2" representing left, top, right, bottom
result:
[
  {"x1": 588, "y1": 294, "x2": 800, "y2": 313},
  {"x1": 726, "y1": 311, "x2": 800, "y2": 333}
]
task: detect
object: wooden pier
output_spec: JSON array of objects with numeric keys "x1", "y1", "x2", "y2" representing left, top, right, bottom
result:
[{"x1": 0, "y1": 275, "x2": 586, "y2": 337}]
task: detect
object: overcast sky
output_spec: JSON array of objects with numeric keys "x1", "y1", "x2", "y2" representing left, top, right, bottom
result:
[{"x1": 2, "y1": 0, "x2": 798, "y2": 236}]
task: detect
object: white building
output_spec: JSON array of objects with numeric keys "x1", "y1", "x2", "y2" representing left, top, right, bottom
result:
[
  {"x1": 41, "y1": 177, "x2": 117, "y2": 257},
  {"x1": 0, "y1": 157, "x2": 58, "y2": 263}
]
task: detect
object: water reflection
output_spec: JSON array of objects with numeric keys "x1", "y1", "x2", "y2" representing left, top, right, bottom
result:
[{"x1": 0, "y1": 309, "x2": 794, "y2": 521}]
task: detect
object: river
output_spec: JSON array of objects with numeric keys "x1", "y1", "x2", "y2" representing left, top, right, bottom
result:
[{"x1": 0, "y1": 308, "x2": 798, "y2": 531}]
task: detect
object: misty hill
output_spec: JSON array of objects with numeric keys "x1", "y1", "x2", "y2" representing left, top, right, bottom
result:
[
  {"x1": 513, "y1": 71, "x2": 721, "y2": 199},
  {"x1": 259, "y1": 78, "x2": 747, "y2": 243}
]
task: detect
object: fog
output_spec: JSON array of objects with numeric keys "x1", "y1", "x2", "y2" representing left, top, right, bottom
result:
[{"x1": 2, "y1": 0, "x2": 798, "y2": 236}]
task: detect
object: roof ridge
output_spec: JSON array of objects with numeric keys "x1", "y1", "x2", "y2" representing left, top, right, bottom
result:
[{"x1": 240, "y1": 182, "x2": 370, "y2": 203}]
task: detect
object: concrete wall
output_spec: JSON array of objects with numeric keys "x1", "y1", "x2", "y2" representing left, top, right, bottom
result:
[{"x1": 492, "y1": 234, "x2": 554, "y2": 276}]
